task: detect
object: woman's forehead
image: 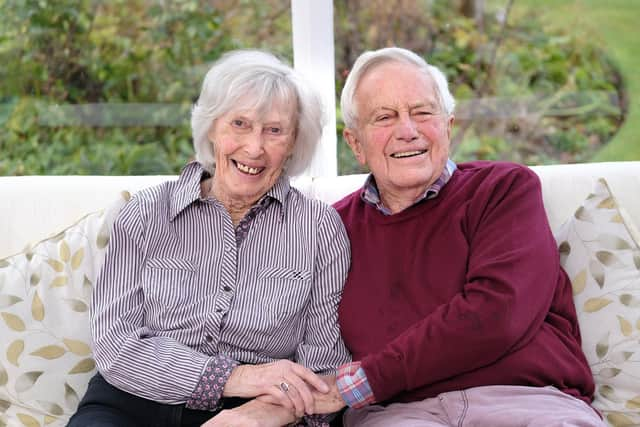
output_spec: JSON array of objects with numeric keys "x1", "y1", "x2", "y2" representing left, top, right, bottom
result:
[{"x1": 226, "y1": 98, "x2": 296, "y2": 122}]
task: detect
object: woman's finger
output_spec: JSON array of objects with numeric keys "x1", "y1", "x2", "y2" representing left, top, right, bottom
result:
[
  {"x1": 278, "y1": 380, "x2": 307, "y2": 418},
  {"x1": 283, "y1": 375, "x2": 315, "y2": 415},
  {"x1": 289, "y1": 364, "x2": 329, "y2": 393}
]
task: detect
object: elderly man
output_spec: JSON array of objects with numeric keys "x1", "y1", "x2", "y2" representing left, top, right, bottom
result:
[{"x1": 317, "y1": 47, "x2": 604, "y2": 426}]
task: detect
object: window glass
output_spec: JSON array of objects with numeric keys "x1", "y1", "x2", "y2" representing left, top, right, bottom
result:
[
  {"x1": 0, "y1": 0, "x2": 292, "y2": 175},
  {"x1": 333, "y1": 0, "x2": 634, "y2": 174}
]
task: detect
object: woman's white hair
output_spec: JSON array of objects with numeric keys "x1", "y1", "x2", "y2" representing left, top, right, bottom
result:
[
  {"x1": 191, "y1": 49, "x2": 324, "y2": 176},
  {"x1": 340, "y1": 47, "x2": 456, "y2": 129}
]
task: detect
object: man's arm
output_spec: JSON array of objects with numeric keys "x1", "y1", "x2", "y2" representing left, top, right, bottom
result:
[{"x1": 359, "y1": 167, "x2": 561, "y2": 402}]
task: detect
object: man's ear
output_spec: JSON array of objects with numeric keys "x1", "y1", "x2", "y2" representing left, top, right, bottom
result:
[
  {"x1": 344, "y1": 128, "x2": 367, "y2": 166},
  {"x1": 446, "y1": 114, "x2": 455, "y2": 140}
]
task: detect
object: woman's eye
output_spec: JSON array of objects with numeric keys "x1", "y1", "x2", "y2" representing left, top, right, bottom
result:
[
  {"x1": 375, "y1": 115, "x2": 390, "y2": 122},
  {"x1": 266, "y1": 127, "x2": 282, "y2": 135},
  {"x1": 231, "y1": 119, "x2": 248, "y2": 128}
]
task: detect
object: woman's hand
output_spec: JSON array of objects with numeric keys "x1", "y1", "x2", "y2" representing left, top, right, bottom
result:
[
  {"x1": 223, "y1": 360, "x2": 329, "y2": 418},
  {"x1": 201, "y1": 399, "x2": 297, "y2": 427}
]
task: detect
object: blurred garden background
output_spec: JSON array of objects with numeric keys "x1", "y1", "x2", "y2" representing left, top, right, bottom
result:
[{"x1": 0, "y1": 0, "x2": 637, "y2": 176}]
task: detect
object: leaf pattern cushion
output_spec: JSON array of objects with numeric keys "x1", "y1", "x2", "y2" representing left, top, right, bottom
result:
[
  {"x1": 0, "y1": 191, "x2": 129, "y2": 427},
  {"x1": 554, "y1": 178, "x2": 640, "y2": 427}
]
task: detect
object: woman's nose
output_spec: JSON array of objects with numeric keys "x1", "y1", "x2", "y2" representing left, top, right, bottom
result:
[{"x1": 243, "y1": 132, "x2": 265, "y2": 157}]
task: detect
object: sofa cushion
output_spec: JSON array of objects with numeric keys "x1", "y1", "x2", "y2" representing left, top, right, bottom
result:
[
  {"x1": 0, "y1": 191, "x2": 129, "y2": 427},
  {"x1": 554, "y1": 178, "x2": 640, "y2": 427}
]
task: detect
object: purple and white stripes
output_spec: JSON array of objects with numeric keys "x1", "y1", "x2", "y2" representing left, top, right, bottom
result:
[{"x1": 91, "y1": 162, "x2": 351, "y2": 409}]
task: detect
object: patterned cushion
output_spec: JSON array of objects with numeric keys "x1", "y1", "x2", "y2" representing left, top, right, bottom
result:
[
  {"x1": 0, "y1": 192, "x2": 129, "y2": 427},
  {"x1": 554, "y1": 178, "x2": 640, "y2": 427}
]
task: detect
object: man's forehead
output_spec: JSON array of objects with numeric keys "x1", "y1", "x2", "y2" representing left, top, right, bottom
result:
[{"x1": 357, "y1": 63, "x2": 438, "y2": 101}]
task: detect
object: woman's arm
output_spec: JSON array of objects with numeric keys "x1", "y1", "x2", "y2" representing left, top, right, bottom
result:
[
  {"x1": 202, "y1": 399, "x2": 298, "y2": 427},
  {"x1": 295, "y1": 206, "x2": 351, "y2": 371},
  {"x1": 92, "y1": 197, "x2": 230, "y2": 408}
]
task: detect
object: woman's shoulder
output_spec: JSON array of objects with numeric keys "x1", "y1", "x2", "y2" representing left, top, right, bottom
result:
[
  {"x1": 284, "y1": 186, "x2": 343, "y2": 226},
  {"x1": 128, "y1": 180, "x2": 176, "y2": 208}
]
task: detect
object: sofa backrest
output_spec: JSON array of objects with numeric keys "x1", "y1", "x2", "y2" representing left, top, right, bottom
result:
[{"x1": 1, "y1": 161, "x2": 639, "y2": 258}]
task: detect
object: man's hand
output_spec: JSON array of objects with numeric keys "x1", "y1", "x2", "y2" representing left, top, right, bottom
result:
[
  {"x1": 223, "y1": 360, "x2": 329, "y2": 418},
  {"x1": 312, "y1": 375, "x2": 346, "y2": 414},
  {"x1": 201, "y1": 399, "x2": 297, "y2": 427},
  {"x1": 257, "y1": 374, "x2": 346, "y2": 415}
]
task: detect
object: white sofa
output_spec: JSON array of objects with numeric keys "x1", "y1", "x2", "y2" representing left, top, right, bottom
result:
[{"x1": 1, "y1": 161, "x2": 639, "y2": 426}]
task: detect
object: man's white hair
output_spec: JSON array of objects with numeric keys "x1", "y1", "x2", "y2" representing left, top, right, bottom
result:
[{"x1": 340, "y1": 47, "x2": 456, "y2": 129}]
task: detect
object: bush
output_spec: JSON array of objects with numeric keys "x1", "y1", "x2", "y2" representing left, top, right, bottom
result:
[
  {"x1": 0, "y1": 0, "x2": 625, "y2": 175},
  {"x1": 0, "y1": 0, "x2": 235, "y2": 175}
]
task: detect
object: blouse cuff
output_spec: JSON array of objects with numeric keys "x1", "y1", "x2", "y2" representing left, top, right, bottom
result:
[{"x1": 185, "y1": 354, "x2": 239, "y2": 411}]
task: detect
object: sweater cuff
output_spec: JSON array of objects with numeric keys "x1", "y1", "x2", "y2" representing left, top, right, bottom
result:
[
  {"x1": 186, "y1": 355, "x2": 239, "y2": 411},
  {"x1": 336, "y1": 361, "x2": 376, "y2": 409}
]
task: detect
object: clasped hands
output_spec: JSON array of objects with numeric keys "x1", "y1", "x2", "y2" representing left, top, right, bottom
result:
[{"x1": 202, "y1": 360, "x2": 346, "y2": 426}]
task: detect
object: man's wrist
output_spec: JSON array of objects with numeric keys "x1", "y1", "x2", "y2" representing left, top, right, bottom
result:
[{"x1": 336, "y1": 362, "x2": 376, "y2": 409}]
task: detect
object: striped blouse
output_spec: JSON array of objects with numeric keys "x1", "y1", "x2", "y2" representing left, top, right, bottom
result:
[{"x1": 91, "y1": 161, "x2": 351, "y2": 415}]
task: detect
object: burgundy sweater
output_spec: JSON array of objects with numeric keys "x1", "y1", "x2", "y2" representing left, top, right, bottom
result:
[{"x1": 334, "y1": 161, "x2": 594, "y2": 405}]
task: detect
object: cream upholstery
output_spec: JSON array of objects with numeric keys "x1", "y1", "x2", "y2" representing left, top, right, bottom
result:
[
  {"x1": 0, "y1": 161, "x2": 639, "y2": 426},
  {"x1": 2, "y1": 162, "x2": 639, "y2": 258}
]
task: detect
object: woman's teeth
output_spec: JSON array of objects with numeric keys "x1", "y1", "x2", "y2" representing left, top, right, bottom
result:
[{"x1": 236, "y1": 161, "x2": 262, "y2": 175}]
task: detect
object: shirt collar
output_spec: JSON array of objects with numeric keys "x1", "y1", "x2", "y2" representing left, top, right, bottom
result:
[
  {"x1": 169, "y1": 161, "x2": 291, "y2": 221},
  {"x1": 361, "y1": 158, "x2": 457, "y2": 214}
]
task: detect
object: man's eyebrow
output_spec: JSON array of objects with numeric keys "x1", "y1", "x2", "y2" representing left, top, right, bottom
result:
[{"x1": 410, "y1": 100, "x2": 439, "y2": 109}]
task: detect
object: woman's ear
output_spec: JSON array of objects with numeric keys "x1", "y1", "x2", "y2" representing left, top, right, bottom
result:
[
  {"x1": 344, "y1": 128, "x2": 366, "y2": 166},
  {"x1": 207, "y1": 121, "x2": 217, "y2": 143}
]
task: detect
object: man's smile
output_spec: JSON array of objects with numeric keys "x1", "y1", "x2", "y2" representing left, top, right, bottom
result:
[{"x1": 390, "y1": 149, "x2": 427, "y2": 159}]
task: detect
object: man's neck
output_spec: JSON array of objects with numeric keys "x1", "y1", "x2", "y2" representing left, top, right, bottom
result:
[{"x1": 379, "y1": 185, "x2": 430, "y2": 214}]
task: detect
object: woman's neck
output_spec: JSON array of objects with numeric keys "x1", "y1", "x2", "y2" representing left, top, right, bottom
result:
[{"x1": 201, "y1": 177, "x2": 256, "y2": 226}]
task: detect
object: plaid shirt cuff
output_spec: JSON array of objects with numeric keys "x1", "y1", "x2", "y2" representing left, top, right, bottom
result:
[
  {"x1": 186, "y1": 355, "x2": 239, "y2": 411},
  {"x1": 336, "y1": 362, "x2": 375, "y2": 409}
]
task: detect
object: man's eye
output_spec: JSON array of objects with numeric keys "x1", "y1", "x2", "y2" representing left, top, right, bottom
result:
[
  {"x1": 413, "y1": 111, "x2": 435, "y2": 120},
  {"x1": 375, "y1": 115, "x2": 391, "y2": 122}
]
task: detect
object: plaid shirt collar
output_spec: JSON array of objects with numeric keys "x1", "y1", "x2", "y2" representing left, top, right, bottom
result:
[{"x1": 361, "y1": 159, "x2": 457, "y2": 215}]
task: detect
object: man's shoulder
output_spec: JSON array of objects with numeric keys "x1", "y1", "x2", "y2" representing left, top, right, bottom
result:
[
  {"x1": 332, "y1": 188, "x2": 362, "y2": 215},
  {"x1": 456, "y1": 160, "x2": 538, "y2": 183}
]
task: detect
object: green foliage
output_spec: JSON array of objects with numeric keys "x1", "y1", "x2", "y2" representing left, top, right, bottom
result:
[
  {"x1": 0, "y1": 0, "x2": 235, "y2": 175},
  {"x1": 333, "y1": 0, "x2": 624, "y2": 172},
  {"x1": 0, "y1": 0, "x2": 627, "y2": 175}
]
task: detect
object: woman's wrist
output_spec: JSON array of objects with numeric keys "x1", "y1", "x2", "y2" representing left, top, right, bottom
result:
[{"x1": 222, "y1": 364, "x2": 249, "y2": 397}]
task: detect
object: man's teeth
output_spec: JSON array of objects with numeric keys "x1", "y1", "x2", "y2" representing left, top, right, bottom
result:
[
  {"x1": 236, "y1": 162, "x2": 261, "y2": 175},
  {"x1": 391, "y1": 150, "x2": 426, "y2": 158}
]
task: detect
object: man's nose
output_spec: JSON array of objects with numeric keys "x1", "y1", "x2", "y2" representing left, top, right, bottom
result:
[{"x1": 395, "y1": 114, "x2": 419, "y2": 141}]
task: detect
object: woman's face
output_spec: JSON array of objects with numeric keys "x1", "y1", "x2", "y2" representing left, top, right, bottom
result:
[{"x1": 207, "y1": 101, "x2": 296, "y2": 207}]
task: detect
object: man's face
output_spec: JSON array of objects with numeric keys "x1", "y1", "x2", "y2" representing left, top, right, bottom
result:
[{"x1": 344, "y1": 61, "x2": 454, "y2": 210}]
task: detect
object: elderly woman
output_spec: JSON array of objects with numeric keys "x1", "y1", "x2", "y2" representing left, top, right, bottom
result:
[{"x1": 68, "y1": 50, "x2": 351, "y2": 427}]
